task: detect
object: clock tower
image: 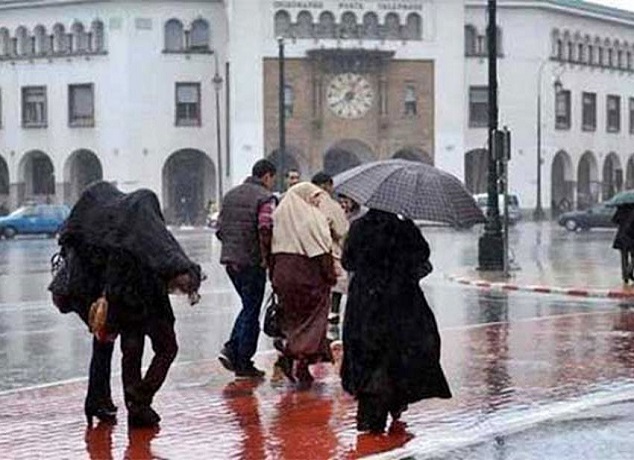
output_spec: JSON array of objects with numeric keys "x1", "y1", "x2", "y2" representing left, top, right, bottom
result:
[{"x1": 263, "y1": 48, "x2": 434, "y2": 178}]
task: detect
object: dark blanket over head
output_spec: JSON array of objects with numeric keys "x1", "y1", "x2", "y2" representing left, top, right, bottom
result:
[
  {"x1": 51, "y1": 182, "x2": 202, "y2": 326},
  {"x1": 60, "y1": 181, "x2": 200, "y2": 285}
]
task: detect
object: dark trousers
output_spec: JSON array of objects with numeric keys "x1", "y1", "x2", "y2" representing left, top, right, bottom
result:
[
  {"x1": 225, "y1": 265, "x2": 266, "y2": 369},
  {"x1": 120, "y1": 317, "x2": 178, "y2": 407},
  {"x1": 86, "y1": 337, "x2": 114, "y2": 406},
  {"x1": 620, "y1": 249, "x2": 633, "y2": 282}
]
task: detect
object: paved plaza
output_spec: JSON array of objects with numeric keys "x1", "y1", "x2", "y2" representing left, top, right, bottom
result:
[{"x1": 0, "y1": 223, "x2": 632, "y2": 459}]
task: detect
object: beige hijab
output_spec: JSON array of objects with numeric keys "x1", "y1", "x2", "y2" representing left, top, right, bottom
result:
[
  {"x1": 317, "y1": 193, "x2": 349, "y2": 259},
  {"x1": 272, "y1": 182, "x2": 333, "y2": 258}
]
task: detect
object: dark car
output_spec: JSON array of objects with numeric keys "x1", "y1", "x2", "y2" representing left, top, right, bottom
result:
[
  {"x1": 0, "y1": 204, "x2": 70, "y2": 239},
  {"x1": 557, "y1": 203, "x2": 616, "y2": 232}
]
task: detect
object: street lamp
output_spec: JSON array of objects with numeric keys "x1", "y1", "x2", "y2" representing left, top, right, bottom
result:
[
  {"x1": 277, "y1": 36, "x2": 286, "y2": 190},
  {"x1": 534, "y1": 59, "x2": 563, "y2": 221},
  {"x1": 212, "y1": 51, "x2": 224, "y2": 202},
  {"x1": 478, "y1": 0, "x2": 504, "y2": 271}
]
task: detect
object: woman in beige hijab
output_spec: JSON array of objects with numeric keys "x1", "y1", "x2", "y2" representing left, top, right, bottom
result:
[{"x1": 270, "y1": 182, "x2": 337, "y2": 384}]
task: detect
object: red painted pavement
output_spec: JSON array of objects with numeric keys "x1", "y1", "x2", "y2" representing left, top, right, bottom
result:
[{"x1": 1, "y1": 310, "x2": 633, "y2": 459}]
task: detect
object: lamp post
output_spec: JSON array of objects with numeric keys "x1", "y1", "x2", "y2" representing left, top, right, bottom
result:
[
  {"x1": 534, "y1": 60, "x2": 562, "y2": 221},
  {"x1": 212, "y1": 51, "x2": 224, "y2": 202},
  {"x1": 478, "y1": 0, "x2": 504, "y2": 271},
  {"x1": 277, "y1": 36, "x2": 286, "y2": 190}
]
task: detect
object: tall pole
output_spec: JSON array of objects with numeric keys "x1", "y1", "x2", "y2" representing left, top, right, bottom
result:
[
  {"x1": 278, "y1": 37, "x2": 286, "y2": 190},
  {"x1": 534, "y1": 61, "x2": 547, "y2": 221},
  {"x1": 478, "y1": 0, "x2": 504, "y2": 271},
  {"x1": 213, "y1": 52, "x2": 224, "y2": 202}
]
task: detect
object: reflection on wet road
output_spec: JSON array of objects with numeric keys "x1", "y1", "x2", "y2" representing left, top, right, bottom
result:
[{"x1": 0, "y1": 225, "x2": 632, "y2": 459}]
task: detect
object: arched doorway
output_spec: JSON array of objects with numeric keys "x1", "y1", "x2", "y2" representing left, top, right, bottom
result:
[
  {"x1": 162, "y1": 149, "x2": 216, "y2": 225},
  {"x1": 551, "y1": 150, "x2": 574, "y2": 216},
  {"x1": 577, "y1": 151, "x2": 598, "y2": 209},
  {"x1": 267, "y1": 147, "x2": 305, "y2": 191},
  {"x1": 323, "y1": 139, "x2": 375, "y2": 176},
  {"x1": 63, "y1": 149, "x2": 103, "y2": 205},
  {"x1": 464, "y1": 149, "x2": 488, "y2": 194},
  {"x1": 392, "y1": 147, "x2": 433, "y2": 165},
  {"x1": 602, "y1": 152, "x2": 622, "y2": 201},
  {"x1": 18, "y1": 150, "x2": 55, "y2": 204},
  {"x1": 626, "y1": 155, "x2": 634, "y2": 190}
]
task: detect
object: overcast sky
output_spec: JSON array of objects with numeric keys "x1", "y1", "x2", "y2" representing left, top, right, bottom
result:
[{"x1": 592, "y1": 0, "x2": 634, "y2": 12}]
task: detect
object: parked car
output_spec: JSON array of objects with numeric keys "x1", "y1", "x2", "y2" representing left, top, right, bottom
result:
[
  {"x1": 474, "y1": 193, "x2": 522, "y2": 225},
  {"x1": 0, "y1": 204, "x2": 70, "y2": 239},
  {"x1": 557, "y1": 203, "x2": 616, "y2": 231}
]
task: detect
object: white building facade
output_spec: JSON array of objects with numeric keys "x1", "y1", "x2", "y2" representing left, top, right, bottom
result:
[
  {"x1": 0, "y1": 0, "x2": 227, "y2": 224},
  {"x1": 1, "y1": 0, "x2": 634, "y2": 222}
]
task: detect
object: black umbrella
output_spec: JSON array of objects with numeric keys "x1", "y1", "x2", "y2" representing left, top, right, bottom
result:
[{"x1": 333, "y1": 159, "x2": 486, "y2": 227}]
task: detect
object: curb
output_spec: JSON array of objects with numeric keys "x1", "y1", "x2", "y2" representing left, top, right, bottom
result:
[{"x1": 446, "y1": 274, "x2": 634, "y2": 300}]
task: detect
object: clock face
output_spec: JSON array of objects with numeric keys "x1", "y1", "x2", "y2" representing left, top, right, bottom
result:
[{"x1": 326, "y1": 73, "x2": 374, "y2": 119}]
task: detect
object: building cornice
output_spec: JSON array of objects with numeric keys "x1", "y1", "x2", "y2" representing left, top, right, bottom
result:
[
  {"x1": 0, "y1": 0, "x2": 221, "y2": 11},
  {"x1": 465, "y1": 1, "x2": 634, "y2": 28}
]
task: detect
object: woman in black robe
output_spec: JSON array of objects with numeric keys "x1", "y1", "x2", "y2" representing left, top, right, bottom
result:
[{"x1": 341, "y1": 209, "x2": 451, "y2": 433}]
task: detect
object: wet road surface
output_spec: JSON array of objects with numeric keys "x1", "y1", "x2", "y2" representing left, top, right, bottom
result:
[{"x1": 0, "y1": 223, "x2": 632, "y2": 459}]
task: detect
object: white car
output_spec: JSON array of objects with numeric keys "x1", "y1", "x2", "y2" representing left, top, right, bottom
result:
[{"x1": 474, "y1": 193, "x2": 522, "y2": 224}]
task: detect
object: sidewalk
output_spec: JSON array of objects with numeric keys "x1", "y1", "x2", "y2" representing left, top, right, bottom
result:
[
  {"x1": 1, "y1": 309, "x2": 633, "y2": 459},
  {"x1": 439, "y1": 223, "x2": 634, "y2": 300}
]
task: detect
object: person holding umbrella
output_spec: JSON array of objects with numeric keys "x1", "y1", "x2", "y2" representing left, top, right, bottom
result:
[
  {"x1": 612, "y1": 203, "x2": 634, "y2": 283},
  {"x1": 332, "y1": 159, "x2": 485, "y2": 432}
]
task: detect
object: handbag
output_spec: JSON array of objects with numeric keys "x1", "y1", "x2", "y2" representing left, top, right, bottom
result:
[{"x1": 263, "y1": 292, "x2": 283, "y2": 338}]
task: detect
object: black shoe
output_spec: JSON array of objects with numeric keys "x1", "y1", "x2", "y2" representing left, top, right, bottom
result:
[
  {"x1": 128, "y1": 405, "x2": 161, "y2": 428},
  {"x1": 235, "y1": 364, "x2": 265, "y2": 379},
  {"x1": 218, "y1": 346, "x2": 236, "y2": 372},
  {"x1": 85, "y1": 403, "x2": 117, "y2": 427},
  {"x1": 389, "y1": 404, "x2": 408, "y2": 421}
]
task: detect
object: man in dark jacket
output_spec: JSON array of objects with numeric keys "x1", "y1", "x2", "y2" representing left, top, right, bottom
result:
[{"x1": 216, "y1": 159, "x2": 277, "y2": 378}]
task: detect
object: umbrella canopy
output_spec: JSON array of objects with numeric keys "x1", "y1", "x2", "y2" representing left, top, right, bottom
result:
[
  {"x1": 605, "y1": 189, "x2": 634, "y2": 207},
  {"x1": 333, "y1": 159, "x2": 486, "y2": 226}
]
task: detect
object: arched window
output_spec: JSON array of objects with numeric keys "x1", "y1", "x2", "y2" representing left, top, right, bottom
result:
[
  {"x1": 551, "y1": 29, "x2": 561, "y2": 57},
  {"x1": 587, "y1": 45, "x2": 595, "y2": 65},
  {"x1": 190, "y1": 19, "x2": 209, "y2": 50},
  {"x1": 608, "y1": 48, "x2": 614, "y2": 67},
  {"x1": 577, "y1": 43, "x2": 585, "y2": 63},
  {"x1": 164, "y1": 19, "x2": 184, "y2": 51},
  {"x1": 53, "y1": 24, "x2": 69, "y2": 54},
  {"x1": 567, "y1": 41, "x2": 574, "y2": 61},
  {"x1": 405, "y1": 13, "x2": 422, "y2": 40},
  {"x1": 362, "y1": 12, "x2": 379, "y2": 39},
  {"x1": 284, "y1": 85, "x2": 294, "y2": 117},
  {"x1": 16, "y1": 26, "x2": 30, "y2": 56},
  {"x1": 33, "y1": 25, "x2": 49, "y2": 55},
  {"x1": 627, "y1": 51, "x2": 632, "y2": 70},
  {"x1": 317, "y1": 11, "x2": 335, "y2": 39},
  {"x1": 385, "y1": 13, "x2": 400, "y2": 40},
  {"x1": 91, "y1": 20, "x2": 105, "y2": 52},
  {"x1": 465, "y1": 25, "x2": 477, "y2": 56},
  {"x1": 274, "y1": 10, "x2": 292, "y2": 38},
  {"x1": 340, "y1": 11, "x2": 357, "y2": 39},
  {"x1": 72, "y1": 22, "x2": 89, "y2": 53},
  {"x1": 598, "y1": 46, "x2": 604, "y2": 66},
  {"x1": 0, "y1": 28, "x2": 9, "y2": 56},
  {"x1": 295, "y1": 11, "x2": 313, "y2": 38}
]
